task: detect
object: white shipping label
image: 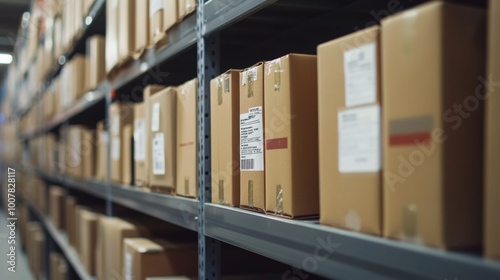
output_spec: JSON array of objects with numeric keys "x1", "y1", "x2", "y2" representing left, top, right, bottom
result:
[
  {"x1": 151, "y1": 102, "x2": 160, "y2": 132},
  {"x1": 150, "y1": 0, "x2": 164, "y2": 16},
  {"x1": 124, "y1": 252, "x2": 132, "y2": 280},
  {"x1": 338, "y1": 105, "x2": 381, "y2": 173},
  {"x1": 111, "y1": 137, "x2": 120, "y2": 160},
  {"x1": 134, "y1": 119, "x2": 146, "y2": 161},
  {"x1": 152, "y1": 133, "x2": 166, "y2": 175},
  {"x1": 111, "y1": 115, "x2": 120, "y2": 135},
  {"x1": 240, "y1": 106, "x2": 264, "y2": 171},
  {"x1": 344, "y1": 43, "x2": 377, "y2": 107}
]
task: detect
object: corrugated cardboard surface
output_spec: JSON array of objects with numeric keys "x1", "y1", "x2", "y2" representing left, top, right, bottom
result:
[
  {"x1": 106, "y1": 0, "x2": 119, "y2": 73},
  {"x1": 150, "y1": 0, "x2": 177, "y2": 45},
  {"x1": 49, "y1": 185, "x2": 65, "y2": 230},
  {"x1": 123, "y1": 238, "x2": 198, "y2": 279},
  {"x1": 87, "y1": 35, "x2": 105, "y2": 90},
  {"x1": 239, "y1": 63, "x2": 265, "y2": 212},
  {"x1": 72, "y1": 55, "x2": 88, "y2": 99},
  {"x1": 176, "y1": 78, "x2": 198, "y2": 197},
  {"x1": 264, "y1": 54, "x2": 319, "y2": 218},
  {"x1": 382, "y1": 1, "x2": 486, "y2": 249},
  {"x1": 318, "y1": 26, "x2": 382, "y2": 235},
  {"x1": 134, "y1": 102, "x2": 149, "y2": 187},
  {"x1": 178, "y1": 0, "x2": 196, "y2": 21},
  {"x1": 485, "y1": 0, "x2": 500, "y2": 261},
  {"x1": 81, "y1": 127, "x2": 95, "y2": 179},
  {"x1": 78, "y1": 208, "x2": 101, "y2": 275},
  {"x1": 211, "y1": 70, "x2": 241, "y2": 206},
  {"x1": 122, "y1": 124, "x2": 133, "y2": 185},
  {"x1": 148, "y1": 87, "x2": 177, "y2": 192},
  {"x1": 67, "y1": 126, "x2": 83, "y2": 178},
  {"x1": 97, "y1": 217, "x2": 150, "y2": 280},
  {"x1": 95, "y1": 121, "x2": 108, "y2": 181},
  {"x1": 135, "y1": 0, "x2": 149, "y2": 52},
  {"x1": 118, "y1": 0, "x2": 135, "y2": 61},
  {"x1": 110, "y1": 103, "x2": 134, "y2": 184}
]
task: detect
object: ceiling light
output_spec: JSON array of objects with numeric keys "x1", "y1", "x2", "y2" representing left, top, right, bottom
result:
[{"x1": 0, "y1": 54, "x2": 12, "y2": 64}]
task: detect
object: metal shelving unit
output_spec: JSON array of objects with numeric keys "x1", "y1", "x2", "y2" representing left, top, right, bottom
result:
[
  {"x1": 24, "y1": 198, "x2": 96, "y2": 280},
  {"x1": 4, "y1": 0, "x2": 500, "y2": 279}
]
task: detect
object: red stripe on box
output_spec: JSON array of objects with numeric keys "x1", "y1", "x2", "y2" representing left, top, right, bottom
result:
[
  {"x1": 266, "y1": 137, "x2": 288, "y2": 150},
  {"x1": 390, "y1": 132, "x2": 431, "y2": 146}
]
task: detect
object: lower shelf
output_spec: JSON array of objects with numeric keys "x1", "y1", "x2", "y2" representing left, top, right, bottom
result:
[
  {"x1": 205, "y1": 203, "x2": 500, "y2": 280},
  {"x1": 25, "y1": 198, "x2": 95, "y2": 280}
]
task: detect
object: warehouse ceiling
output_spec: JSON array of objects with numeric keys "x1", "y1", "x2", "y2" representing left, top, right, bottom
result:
[{"x1": 0, "y1": 0, "x2": 31, "y2": 81}]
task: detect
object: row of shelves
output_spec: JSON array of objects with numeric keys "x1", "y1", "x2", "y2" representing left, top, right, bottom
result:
[
  {"x1": 22, "y1": 197, "x2": 95, "y2": 280},
  {"x1": 23, "y1": 167, "x2": 500, "y2": 280}
]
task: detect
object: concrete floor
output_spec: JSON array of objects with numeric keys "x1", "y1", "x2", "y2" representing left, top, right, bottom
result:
[{"x1": 0, "y1": 210, "x2": 35, "y2": 280}]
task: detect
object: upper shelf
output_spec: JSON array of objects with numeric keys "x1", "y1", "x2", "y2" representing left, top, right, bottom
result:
[
  {"x1": 21, "y1": 83, "x2": 108, "y2": 140},
  {"x1": 205, "y1": 203, "x2": 500, "y2": 280}
]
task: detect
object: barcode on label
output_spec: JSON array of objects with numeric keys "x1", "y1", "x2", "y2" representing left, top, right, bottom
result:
[{"x1": 241, "y1": 159, "x2": 254, "y2": 170}]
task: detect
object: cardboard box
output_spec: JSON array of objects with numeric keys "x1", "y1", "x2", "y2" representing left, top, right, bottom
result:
[
  {"x1": 239, "y1": 63, "x2": 265, "y2": 212},
  {"x1": 81, "y1": 127, "x2": 96, "y2": 179},
  {"x1": 178, "y1": 0, "x2": 196, "y2": 21},
  {"x1": 78, "y1": 208, "x2": 102, "y2": 275},
  {"x1": 74, "y1": 0, "x2": 83, "y2": 38},
  {"x1": 110, "y1": 102, "x2": 134, "y2": 184},
  {"x1": 122, "y1": 124, "x2": 134, "y2": 185},
  {"x1": 83, "y1": 0, "x2": 95, "y2": 16},
  {"x1": 50, "y1": 253, "x2": 63, "y2": 280},
  {"x1": 106, "y1": 0, "x2": 119, "y2": 73},
  {"x1": 67, "y1": 126, "x2": 84, "y2": 178},
  {"x1": 318, "y1": 26, "x2": 382, "y2": 235},
  {"x1": 150, "y1": 0, "x2": 177, "y2": 45},
  {"x1": 87, "y1": 35, "x2": 106, "y2": 90},
  {"x1": 66, "y1": 196, "x2": 77, "y2": 247},
  {"x1": 118, "y1": 0, "x2": 136, "y2": 61},
  {"x1": 96, "y1": 121, "x2": 108, "y2": 181},
  {"x1": 135, "y1": 0, "x2": 149, "y2": 52},
  {"x1": 123, "y1": 238, "x2": 198, "y2": 279},
  {"x1": 382, "y1": 1, "x2": 486, "y2": 248},
  {"x1": 264, "y1": 54, "x2": 318, "y2": 218},
  {"x1": 176, "y1": 78, "x2": 197, "y2": 197},
  {"x1": 33, "y1": 229, "x2": 45, "y2": 280},
  {"x1": 72, "y1": 55, "x2": 89, "y2": 99},
  {"x1": 211, "y1": 70, "x2": 241, "y2": 206},
  {"x1": 485, "y1": 0, "x2": 500, "y2": 261},
  {"x1": 148, "y1": 87, "x2": 177, "y2": 193},
  {"x1": 49, "y1": 185, "x2": 65, "y2": 230},
  {"x1": 134, "y1": 102, "x2": 149, "y2": 187},
  {"x1": 97, "y1": 217, "x2": 150, "y2": 280}
]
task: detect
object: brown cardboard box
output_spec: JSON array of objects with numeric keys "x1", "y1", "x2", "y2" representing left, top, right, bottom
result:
[
  {"x1": 67, "y1": 126, "x2": 84, "y2": 178},
  {"x1": 57, "y1": 257, "x2": 68, "y2": 280},
  {"x1": 72, "y1": 55, "x2": 89, "y2": 99},
  {"x1": 123, "y1": 238, "x2": 198, "y2": 279},
  {"x1": 118, "y1": 0, "x2": 136, "y2": 61},
  {"x1": 50, "y1": 253, "x2": 63, "y2": 280},
  {"x1": 106, "y1": 0, "x2": 119, "y2": 73},
  {"x1": 382, "y1": 1, "x2": 486, "y2": 248},
  {"x1": 97, "y1": 217, "x2": 150, "y2": 280},
  {"x1": 264, "y1": 54, "x2": 318, "y2": 218},
  {"x1": 82, "y1": 127, "x2": 95, "y2": 179},
  {"x1": 148, "y1": 87, "x2": 177, "y2": 193},
  {"x1": 122, "y1": 124, "x2": 133, "y2": 185},
  {"x1": 135, "y1": 0, "x2": 149, "y2": 53},
  {"x1": 178, "y1": 0, "x2": 196, "y2": 21},
  {"x1": 211, "y1": 70, "x2": 241, "y2": 206},
  {"x1": 239, "y1": 63, "x2": 265, "y2": 212},
  {"x1": 110, "y1": 103, "x2": 134, "y2": 184},
  {"x1": 26, "y1": 222, "x2": 42, "y2": 275},
  {"x1": 150, "y1": 0, "x2": 177, "y2": 45},
  {"x1": 84, "y1": 0, "x2": 95, "y2": 16},
  {"x1": 318, "y1": 26, "x2": 382, "y2": 235},
  {"x1": 74, "y1": 0, "x2": 83, "y2": 38},
  {"x1": 485, "y1": 0, "x2": 500, "y2": 261},
  {"x1": 96, "y1": 121, "x2": 108, "y2": 181},
  {"x1": 87, "y1": 35, "x2": 105, "y2": 90},
  {"x1": 33, "y1": 229, "x2": 45, "y2": 280},
  {"x1": 176, "y1": 78, "x2": 197, "y2": 197},
  {"x1": 134, "y1": 102, "x2": 149, "y2": 187},
  {"x1": 78, "y1": 208, "x2": 102, "y2": 275},
  {"x1": 49, "y1": 185, "x2": 65, "y2": 229},
  {"x1": 66, "y1": 196, "x2": 77, "y2": 247}
]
